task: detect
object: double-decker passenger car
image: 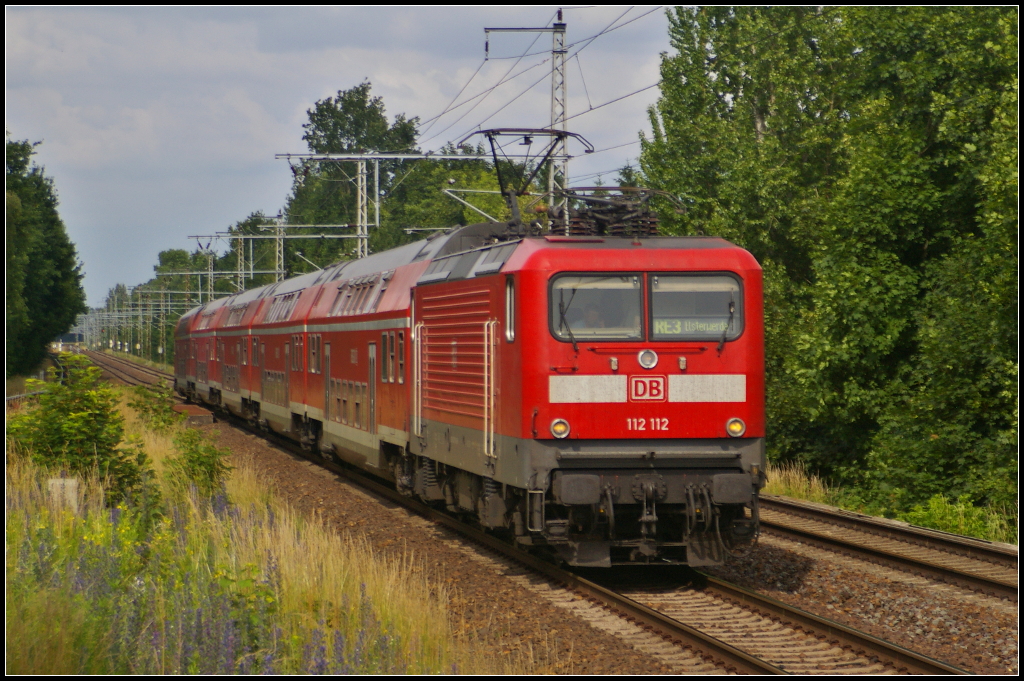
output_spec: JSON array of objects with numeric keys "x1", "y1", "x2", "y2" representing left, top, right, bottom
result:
[{"x1": 176, "y1": 212, "x2": 765, "y2": 567}]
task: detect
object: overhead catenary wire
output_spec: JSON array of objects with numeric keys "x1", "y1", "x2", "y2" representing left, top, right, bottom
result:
[
  {"x1": 562, "y1": 82, "x2": 661, "y2": 123},
  {"x1": 481, "y1": 6, "x2": 662, "y2": 60},
  {"x1": 417, "y1": 58, "x2": 487, "y2": 137},
  {"x1": 418, "y1": 10, "x2": 558, "y2": 146},
  {"x1": 575, "y1": 54, "x2": 594, "y2": 110},
  {"x1": 451, "y1": 7, "x2": 634, "y2": 139},
  {"x1": 444, "y1": 7, "x2": 660, "y2": 148},
  {"x1": 569, "y1": 162, "x2": 636, "y2": 182},
  {"x1": 416, "y1": 60, "x2": 551, "y2": 136},
  {"x1": 427, "y1": 6, "x2": 654, "y2": 149}
]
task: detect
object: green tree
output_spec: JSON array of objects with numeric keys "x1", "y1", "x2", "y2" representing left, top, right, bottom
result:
[
  {"x1": 6, "y1": 136, "x2": 87, "y2": 376},
  {"x1": 641, "y1": 7, "x2": 1017, "y2": 506},
  {"x1": 374, "y1": 143, "x2": 512, "y2": 251},
  {"x1": 284, "y1": 81, "x2": 419, "y2": 267}
]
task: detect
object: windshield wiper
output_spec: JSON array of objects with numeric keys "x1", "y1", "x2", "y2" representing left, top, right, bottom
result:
[
  {"x1": 559, "y1": 291, "x2": 579, "y2": 353},
  {"x1": 717, "y1": 297, "x2": 735, "y2": 353}
]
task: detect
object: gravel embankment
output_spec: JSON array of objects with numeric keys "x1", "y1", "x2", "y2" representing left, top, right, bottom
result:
[{"x1": 705, "y1": 535, "x2": 1018, "y2": 675}]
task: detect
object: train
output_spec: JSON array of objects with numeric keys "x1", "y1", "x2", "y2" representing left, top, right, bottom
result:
[{"x1": 174, "y1": 189, "x2": 765, "y2": 567}]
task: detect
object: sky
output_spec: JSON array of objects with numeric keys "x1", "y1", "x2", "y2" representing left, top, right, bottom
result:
[{"x1": 6, "y1": 7, "x2": 672, "y2": 306}]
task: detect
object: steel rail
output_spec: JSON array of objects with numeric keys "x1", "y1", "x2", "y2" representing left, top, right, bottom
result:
[
  {"x1": 761, "y1": 495, "x2": 1017, "y2": 565},
  {"x1": 82, "y1": 350, "x2": 173, "y2": 388},
  {"x1": 699, "y1": 575, "x2": 966, "y2": 675},
  {"x1": 759, "y1": 495, "x2": 1018, "y2": 602}
]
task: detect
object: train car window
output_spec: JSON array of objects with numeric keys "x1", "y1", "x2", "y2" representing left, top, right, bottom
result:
[
  {"x1": 397, "y1": 332, "x2": 405, "y2": 384},
  {"x1": 505, "y1": 276, "x2": 516, "y2": 342},
  {"x1": 240, "y1": 341, "x2": 245, "y2": 366},
  {"x1": 381, "y1": 333, "x2": 389, "y2": 382},
  {"x1": 650, "y1": 274, "x2": 744, "y2": 341},
  {"x1": 253, "y1": 337, "x2": 260, "y2": 367},
  {"x1": 342, "y1": 381, "x2": 349, "y2": 425},
  {"x1": 549, "y1": 274, "x2": 643, "y2": 341},
  {"x1": 308, "y1": 335, "x2": 320, "y2": 374},
  {"x1": 227, "y1": 305, "x2": 246, "y2": 326},
  {"x1": 389, "y1": 332, "x2": 396, "y2": 383},
  {"x1": 354, "y1": 384, "x2": 362, "y2": 429},
  {"x1": 331, "y1": 284, "x2": 352, "y2": 316}
]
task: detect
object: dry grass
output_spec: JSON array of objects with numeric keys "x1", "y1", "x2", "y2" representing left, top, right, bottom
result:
[
  {"x1": 115, "y1": 389, "x2": 179, "y2": 480},
  {"x1": 763, "y1": 460, "x2": 835, "y2": 505}
]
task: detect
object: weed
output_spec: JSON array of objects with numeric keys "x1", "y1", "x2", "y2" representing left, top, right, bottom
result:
[
  {"x1": 901, "y1": 494, "x2": 1018, "y2": 545},
  {"x1": 765, "y1": 458, "x2": 1018, "y2": 544},
  {"x1": 164, "y1": 429, "x2": 232, "y2": 498}
]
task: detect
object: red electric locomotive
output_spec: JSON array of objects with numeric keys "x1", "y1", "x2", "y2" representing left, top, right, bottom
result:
[{"x1": 175, "y1": 189, "x2": 765, "y2": 567}]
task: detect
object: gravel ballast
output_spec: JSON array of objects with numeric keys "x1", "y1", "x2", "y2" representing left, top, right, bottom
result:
[{"x1": 705, "y1": 535, "x2": 1018, "y2": 675}]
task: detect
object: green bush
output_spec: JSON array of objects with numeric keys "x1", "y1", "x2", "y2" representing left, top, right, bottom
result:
[
  {"x1": 7, "y1": 353, "x2": 155, "y2": 502},
  {"x1": 127, "y1": 384, "x2": 185, "y2": 432},
  {"x1": 165, "y1": 429, "x2": 232, "y2": 497},
  {"x1": 899, "y1": 494, "x2": 1018, "y2": 545}
]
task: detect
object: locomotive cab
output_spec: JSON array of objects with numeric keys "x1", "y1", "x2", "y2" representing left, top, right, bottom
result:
[{"x1": 410, "y1": 231, "x2": 765, "y2": 567}]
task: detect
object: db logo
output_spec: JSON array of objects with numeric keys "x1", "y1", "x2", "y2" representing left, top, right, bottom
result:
[{"x1": 629, "y1": 375, "x2": 667, "y2": 402}]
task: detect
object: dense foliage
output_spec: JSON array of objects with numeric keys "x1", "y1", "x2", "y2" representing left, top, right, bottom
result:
[
  {"x1": 6, "y1": 137, "x2": 87, "y2": 376},
  {"x1": 640, "y1": 7, "x2": 1018, "y2": 508}
]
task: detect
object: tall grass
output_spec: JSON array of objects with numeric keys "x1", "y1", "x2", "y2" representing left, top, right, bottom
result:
[
  {"x1": 764, "y1": 460, "x2": 1018, "y2": 545},
  {"x1": 763, "y1": 461, "x2": 835, "y2": 505},
  {"x1": 7, "y1": 386, "x2": 513, "y2": 674}
]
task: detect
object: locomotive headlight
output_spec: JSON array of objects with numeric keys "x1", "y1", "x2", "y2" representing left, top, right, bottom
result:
[
  {"x1": 551, "y1": 418, "x2": 571, "y2": 439},
  {"x1": 726, "y1": 418, "x2": 746, "y2": 437},
  {"x1": 638, "y1": 349, "x2": 659, "y2": 369}
]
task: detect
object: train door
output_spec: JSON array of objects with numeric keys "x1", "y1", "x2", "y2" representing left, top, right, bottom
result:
[
  {"x1": 324, "y1": 343, "x2": 331, "y2": 422},
  {"x1": 368, "y1": 342, "x2": 377, "y2": 435}
]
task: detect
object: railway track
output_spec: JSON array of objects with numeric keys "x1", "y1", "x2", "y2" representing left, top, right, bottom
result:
[
  {"x1": 759, "y1": 495, "x2": 1018, "y2": 602},
  {"x1": 89, "y1": 350, "x2": 974, "y2": 673},
  {"x1": 81, "y1": 349, "x2": 174, "y2": 389}
]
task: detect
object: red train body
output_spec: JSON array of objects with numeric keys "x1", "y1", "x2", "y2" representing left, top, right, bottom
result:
[{"x1": 176, "y1": 223, "x2": 765, "y2": 566}]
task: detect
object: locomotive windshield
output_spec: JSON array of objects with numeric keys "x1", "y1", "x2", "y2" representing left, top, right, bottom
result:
[
  {"x1": 550, "y1": 274, "x2": 643, "y2": 340},
  {"x1": 650, "y1": 274, "x2": 743, "y2": 341}
]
